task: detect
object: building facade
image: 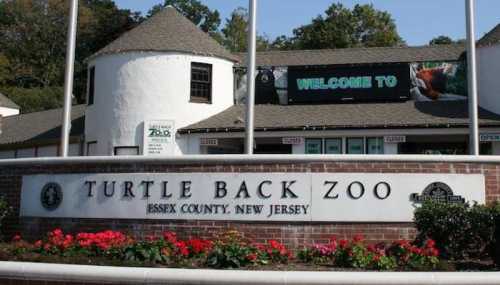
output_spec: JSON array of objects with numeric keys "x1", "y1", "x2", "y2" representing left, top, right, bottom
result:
[{"x1": 1, "y1": 8, "x2": 500, "y2": 158}]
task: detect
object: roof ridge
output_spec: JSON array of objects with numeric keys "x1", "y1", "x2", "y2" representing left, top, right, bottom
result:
[
  {"x1": 478, "y1": 23, "x2": 500, "y2": 46},
  {"x1": 235, "y1": 44, "x2": 465, "y2": 56}
]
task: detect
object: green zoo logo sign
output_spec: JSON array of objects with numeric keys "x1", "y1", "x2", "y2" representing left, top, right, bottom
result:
[{"x1": 148, "y1": 127, "x2": 172, "y2": 138}]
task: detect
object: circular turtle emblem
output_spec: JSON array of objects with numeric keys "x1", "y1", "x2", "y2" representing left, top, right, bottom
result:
[
  {"x1": 40, "y1": 183, "x2": 63, "y2": 211},
  {"x1": 423, "y1": 182, "x2": 453, "y2": 198}
]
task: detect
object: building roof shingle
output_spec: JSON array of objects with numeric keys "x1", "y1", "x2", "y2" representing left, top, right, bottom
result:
[
  {"x1": 91, "y1": 6, "x2": 237, "y2": 62},
  {"x1": 0, "y1": 105, "x2": 85, "y2": 146},
  {"x1": 180, "y1": 101, "x2": 500, "y2": 133},
  {"x1": 478, "y1": 24, "x2": 500, "y2": 47},
  {"x1": 0, "y1": 92, "x2": 19, "y2": 110},
  {"x1": 236, "y1": 44, "x2": 466, "y2": 67}
]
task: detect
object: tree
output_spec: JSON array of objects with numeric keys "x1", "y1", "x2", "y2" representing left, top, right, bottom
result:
[
  {"x1": 429, "y1": 35, "x2": 465, "y2": 46},
  {"x1": 221, "y1": 7, "x2": 272, "y2": 52},
  {"x1": 221, "y1": 7, "x2": 247, "y2": 52},
  {"x1": 429, "y1": 36, "x2": 453, "y2": 45},
  {"x1": 148, "y1": 0, "x2": 220, "y2": 34},
  {"x1": 0, "y1": 0, "x2": 142, "y2": 112},
  {"x1": 290, "y1": 3, "x2": 404, "y2": 50},
  {"x1": 270, "y1": 35, "x2": 297, "y2": 51}
]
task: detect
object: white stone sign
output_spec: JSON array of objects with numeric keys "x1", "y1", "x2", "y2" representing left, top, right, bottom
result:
[
  {"x1": 143, "y1": 120, "x2": 175, "y2": 156},
  {"x1": 21, "y1": 173, "x2": 485, "y2": 222}
]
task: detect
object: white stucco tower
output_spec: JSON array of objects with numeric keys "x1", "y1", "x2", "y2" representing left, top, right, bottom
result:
[{"x1": 84, "y1": 7, "x2": 237, "y2": 156}]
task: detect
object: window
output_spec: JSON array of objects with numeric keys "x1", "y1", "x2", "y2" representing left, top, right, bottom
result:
[
  {"x1": 346, "y1": 138, "x2": 364, "y2": 154},
  {"x1": 305, "y1": 139, "x2": 323, "y2": 154},
  {"x1": 88, "y1": 66, "x2": 95, "y2": 105},
  {"x1": 366, "y1": 137, "x2": 384, "y2": 154},
  {"x1": 114, "y1": 146, "x2": 139, "y2": 156},
  {"x1": 190, "y1": 62, "x2": 212, "y2": 103},
  {"x1": 325, "y1": 138, "x2": 342, "y2": 154}
]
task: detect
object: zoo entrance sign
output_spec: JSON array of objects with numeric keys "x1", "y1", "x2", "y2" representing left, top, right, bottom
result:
[{"x1": 21, "y1": 173, "x2": 485, "y2": 222}]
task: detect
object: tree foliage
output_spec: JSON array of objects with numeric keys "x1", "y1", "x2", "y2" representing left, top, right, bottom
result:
[
  {"x1": 221, "y1": 7, "x2": 271, "y2": 52},
  {"x1": 429, "y1": 36, "x2": 453, "y2": 46},
  {"x1": 429, "y1": 35, "x2": 465, "y2": 46},
  {"x1": 288, "y1": 3, "x2": 404, "y2": 50},
  {"x1": 1, "y1": 86, "x2": 64, "y2": 114},
  {"x1": 148, "y1": 0, "x2": 220, "y2": 34},
  {"x1": 0, "y1": 0, "x2": 141, "y2": 112}
]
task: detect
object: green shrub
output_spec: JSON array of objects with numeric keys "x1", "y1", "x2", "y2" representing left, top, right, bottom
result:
[
  {"x1": 205, "y1": 230, "x2": 261, "y2": 269},
  {"x1": 414, "y1": 201, "x2": 497, "y2": 260}
]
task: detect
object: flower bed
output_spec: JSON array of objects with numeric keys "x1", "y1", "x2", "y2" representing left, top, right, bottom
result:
[{"x1": 0, "y1": 229, "x2": 447, "y2": 271}]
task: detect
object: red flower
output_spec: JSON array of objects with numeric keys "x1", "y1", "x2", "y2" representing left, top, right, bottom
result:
[
  {"x1": 34, "y1": 240, "x2": 43, "y2": 248},
  {"x1": 425, "y1": 239, "x2": 436, "y2": 249},
  {"x1": 339, "y1": 239, "x2": 349, "y2": 249},
  {"x1": 12, "y1": 234, "x2": 21, "y2": 242},
  {"x1": 247, "y1": 253, "x2": 258, "y2": 261},
  {"x1": 353, "y1": 235, "x2": 364, "y2": 243},
  {"x1": 163, "y1": 232, "x2": 177, "y2": 244},
  {"x1": 175, "y1": 241, "x2": 189, "y2": 256},
  {"x1": 187, "y1": 239, "x2": 212, "y2": 254}
]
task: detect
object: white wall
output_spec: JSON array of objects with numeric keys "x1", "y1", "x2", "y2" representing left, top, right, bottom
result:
[
  {"x1": 85, "y1": 52, "x2": 235, "y2": 156},
  {"x1": 0, "y1": 107, "x2": 19, "y2": 117},
  {"x1": 478, "y1": 44, "x2": 500, "y2": 114},
  {"x1": 384, "y1": 143, "x2": 399, "y2": 155}
]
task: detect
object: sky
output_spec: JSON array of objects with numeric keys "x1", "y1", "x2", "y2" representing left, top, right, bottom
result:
[{"x1": 115, "y1": 0, "x2": 500, "y2": 46}]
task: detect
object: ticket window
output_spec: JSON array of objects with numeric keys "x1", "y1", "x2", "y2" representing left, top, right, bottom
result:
[
  {"x1": 305, "y1": 139, "x2": 323, "y2": 154},
  {"x1": 346, "y1": 138, "x2": 364, "y2": 154},
  {"x1": 325, "y1": 138, "x2": 342, "y2": 154},
  {"x1": 366, "y1": 137, "x2": 384, "y2": 154}
]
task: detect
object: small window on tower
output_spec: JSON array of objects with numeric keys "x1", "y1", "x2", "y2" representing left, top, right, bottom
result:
[
  {"x1": 190, "y1": 62, "x2": 212, "y2": 103},
  {"x1": 88, "y1": 66, "x2": 95, "y2": 105}
]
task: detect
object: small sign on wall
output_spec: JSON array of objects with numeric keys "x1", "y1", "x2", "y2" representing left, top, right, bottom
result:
[
  {"x1": 480, "y1": 134, "x2": 500, "y2": 142},
  {"x1": 200, "y1": 138, "x2": 218, "y2": 146},
  {"x1": 143, "y1": 120, "x2": 175, "y2": 156},
  {"x1": 282, "y1": 137, "x2": 304, "y2": 145},
  {"x1": 384, "y1": 136, "x2": 406, "y2": 144}
]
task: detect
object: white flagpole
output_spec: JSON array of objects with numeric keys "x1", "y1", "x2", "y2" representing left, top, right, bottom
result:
[
  {"x1": 466, "y1": 0, "x2": 479, "y2": 155},
  {"x1": 60, "y1": 0, "x2": 79, "y2": 157},
  {"x1": 245, "y1": 0, "x2": 257, "y2": 155}
]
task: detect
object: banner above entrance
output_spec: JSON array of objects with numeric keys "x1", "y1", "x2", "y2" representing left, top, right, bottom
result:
[
  {"x1": 21, "y1": 173, "x2": 484, "y2": 222},
  {"x1": 287, "y1": 64, "x2": 410, "y2": 104}
]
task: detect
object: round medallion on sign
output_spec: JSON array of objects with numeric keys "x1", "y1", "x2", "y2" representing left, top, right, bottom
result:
[
  {"x1": 423, "y1": 182, "x2": 453, "y2": 198},
  {"x1": 40, "y1": 183, "x2": 63, "y2": 211},
  {"x1": 410, "y1": 181, "x2": 465, "y2": 204}
]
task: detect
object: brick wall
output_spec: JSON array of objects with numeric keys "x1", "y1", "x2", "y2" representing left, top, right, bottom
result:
[{"x1": 0, "y1": 161, "x2": 498, "y2": 249}]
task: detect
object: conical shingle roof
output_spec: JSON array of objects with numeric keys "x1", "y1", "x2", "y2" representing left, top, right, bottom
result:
[
  {"x1": 90, "y1": 6, "x2": 237, "y2": 62},
  {"x1": 478, "y1": 24, "x2": 500, "y2": 47}
]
